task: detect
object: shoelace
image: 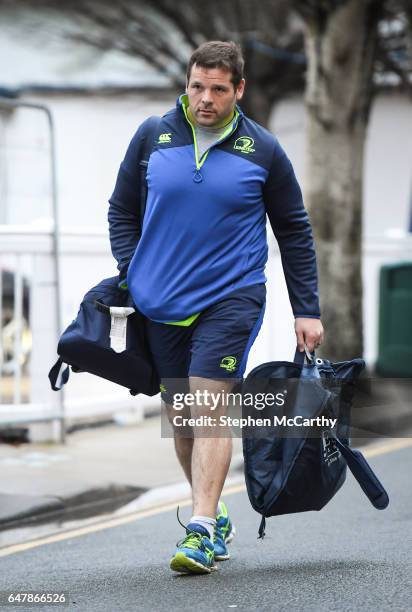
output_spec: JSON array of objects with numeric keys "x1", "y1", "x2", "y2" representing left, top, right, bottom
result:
[
  {"x1": 175, "y1": 506, "x2": 207, "y2": 549},
  {"x1": 176, "y1": 531, "x2": 204, "y2": 550}
]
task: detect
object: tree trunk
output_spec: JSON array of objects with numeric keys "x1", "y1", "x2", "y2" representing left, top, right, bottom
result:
[{"x1": 301, "y1": 0, "x2": 381, "y2": 361}]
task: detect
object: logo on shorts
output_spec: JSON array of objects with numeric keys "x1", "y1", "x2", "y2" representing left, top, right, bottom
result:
[
  {"x1": 234, "y1": 136, "x2": 255, "y2": 154},
  {"x1": 220, "y1": 356, "x2": 237, "y2": 373},
  {"x1": 159, "y1": 384, "x2": 167, "y2": 393},
  {"x1": 158, "y1": 132, "x2": 172, "y2": 144}
]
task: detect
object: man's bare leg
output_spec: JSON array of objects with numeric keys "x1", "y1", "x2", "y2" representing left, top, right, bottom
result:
[{"x1": 189, "y1": 377, "x2": 234, "y2": 518}]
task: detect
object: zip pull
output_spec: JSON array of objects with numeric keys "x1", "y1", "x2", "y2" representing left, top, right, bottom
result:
[
  {"x1": 193, "y1": 168, "x2": 203, "y2": 183},
  {"x1": 258, "y1": 515, "x2": 266, "y2": 539}
]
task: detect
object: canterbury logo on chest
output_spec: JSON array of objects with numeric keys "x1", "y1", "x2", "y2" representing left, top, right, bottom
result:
[{"x1": 158, "y1": 133, "x2": 172, "y2": 144}]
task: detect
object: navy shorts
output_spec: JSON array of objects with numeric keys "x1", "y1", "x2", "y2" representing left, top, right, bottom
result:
[{"x1": 145, "y1": 284, "x2": 266, "y2": 402}]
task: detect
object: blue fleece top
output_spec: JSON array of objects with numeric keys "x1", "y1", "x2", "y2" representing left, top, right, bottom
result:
[{"x1": 108, "y1": 95, "x2": 321, "y2": 322}]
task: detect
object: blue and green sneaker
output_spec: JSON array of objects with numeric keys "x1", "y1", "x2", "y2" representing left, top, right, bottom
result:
[
  {"x1": 214, "y1": 501, "x2": 236, "y2": 561},
  {"x1": 170, "y1": 523, "x2": 216, "y2": 574}
]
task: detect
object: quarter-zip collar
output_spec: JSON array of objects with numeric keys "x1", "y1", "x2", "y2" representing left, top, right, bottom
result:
[{"x1": 177, "y1": 94, "x2": 243, "y2": 182}]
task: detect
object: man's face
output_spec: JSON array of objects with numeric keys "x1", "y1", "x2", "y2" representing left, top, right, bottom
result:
[{"x1": 186, "y1": 64, "x2": 245, "y2": 127}]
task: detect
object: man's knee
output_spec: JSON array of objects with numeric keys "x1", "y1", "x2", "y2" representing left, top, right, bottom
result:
[
  {"x1": 189, "y1": 376, "x2": 237, "y2": 415},
  {"x1": 188, "y1": 376, "x2": 238, "y2": 437},
  {"x1": 163, "y1": 401, "x2": 194, "y2": 438}
]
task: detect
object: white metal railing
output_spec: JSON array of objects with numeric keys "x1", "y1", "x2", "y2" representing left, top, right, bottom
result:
[
  {"x1": 1, "y1": 225, "x2": 412, "y2": 441},
  {"x1": 0, "y1": 255, "x2": 25, "y2": 404}
]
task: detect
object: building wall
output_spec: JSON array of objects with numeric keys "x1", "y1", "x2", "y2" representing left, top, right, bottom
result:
[{"x1": 0, "y1": 91, "x2": 176, "y2": 228}]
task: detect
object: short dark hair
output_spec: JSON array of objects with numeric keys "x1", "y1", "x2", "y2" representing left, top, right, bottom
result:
[{"x1": 186, "y1": 41, "x2": 245, "y2": 88}]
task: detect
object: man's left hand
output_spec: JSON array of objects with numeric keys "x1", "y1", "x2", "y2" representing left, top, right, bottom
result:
[{"x1": 295, "y1": 318, "x2": 324, "y2": 353}]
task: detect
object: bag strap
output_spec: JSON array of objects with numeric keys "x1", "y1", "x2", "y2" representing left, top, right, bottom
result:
[
  {"x1": 94, "y1": 299, "x2": 110, "y2": 314},
  {"x1": 294, "y1": 346, "x2": 315, "y2": 365},
  {"x1": 48, "y1": 356, "x2": 70, "y2": 391},
  {"x1": 333, "y1": 437, "x2": 389, "y2": 509},
  {"x1": 139, "y1": 115, "x2": 161, "y2": 226}
]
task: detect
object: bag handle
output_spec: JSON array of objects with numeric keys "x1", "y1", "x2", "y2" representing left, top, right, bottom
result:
[
  {"x1": 334, "y1": 437, "x2": 389, "y2": 509},
  {"x1": 94, "y1": 299, "x2": 110, "y2": 314},
  {"x1": 117, "y1": 115, "x2": 161, "y2": 288},
  {"x1": 48, "y1": 357, "x2": 70, "y2": 391},
  {"x1": 293, "y1": 345, "x2": 315, "y2": 365},
  {"x1": 139, "y1": 115, "x2": 162, "y2": 225}
]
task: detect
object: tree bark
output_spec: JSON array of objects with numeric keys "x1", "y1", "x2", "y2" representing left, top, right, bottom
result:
[{"x1": 299, "y1": 0, "x2": 382, "y2": 360}]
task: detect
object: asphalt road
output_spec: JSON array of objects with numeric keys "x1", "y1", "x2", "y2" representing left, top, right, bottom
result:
[{"x1": 0, "y1": 441, "x2": 411, "y2": 612}]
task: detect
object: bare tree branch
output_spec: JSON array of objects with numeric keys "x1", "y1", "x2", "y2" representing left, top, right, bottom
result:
[{"x1": 1, "y1": 0, "x2": 410, "y2": 122}]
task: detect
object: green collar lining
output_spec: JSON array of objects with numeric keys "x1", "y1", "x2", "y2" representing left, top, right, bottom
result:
[{"x1": 180, "y1": 95, "x2": 240, "y2": 169}]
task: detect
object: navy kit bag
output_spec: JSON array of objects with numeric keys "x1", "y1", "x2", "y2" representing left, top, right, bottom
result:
[
  {"x1": 48, "y1": 116, "x2": 161, "y2": 397},
  {"x1": 242, "y1": 349, "x2": 389, "y2": 538},
  {"x1": 48, "y1": 276, "x2": 159, "y2": 396}
]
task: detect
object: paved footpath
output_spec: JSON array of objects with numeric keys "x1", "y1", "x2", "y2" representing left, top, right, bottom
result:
[{"x1": 0, "y1": 439, "x2": 411, "y2": 611}]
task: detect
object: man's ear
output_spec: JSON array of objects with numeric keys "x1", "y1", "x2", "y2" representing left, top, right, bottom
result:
[{"x1": 236, "y1": 78, "x2": 246, "y2": 102}]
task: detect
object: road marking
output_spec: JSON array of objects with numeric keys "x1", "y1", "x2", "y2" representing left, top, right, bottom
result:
[
  {"x1": 362, "y1": 437, "x2": 412, "y2": 458},
  {"x1": 1, "y1": 437, "x2": 411, "y2": 558}
]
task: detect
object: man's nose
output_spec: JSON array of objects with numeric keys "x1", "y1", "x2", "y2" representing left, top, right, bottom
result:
[{"x1": 201, "y1": 89, "x2": 213, "y2": 105}]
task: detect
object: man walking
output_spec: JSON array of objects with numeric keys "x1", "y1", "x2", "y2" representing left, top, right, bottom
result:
[{"x1": 108, "y1": 41, "x2": 324, "y2": 574}]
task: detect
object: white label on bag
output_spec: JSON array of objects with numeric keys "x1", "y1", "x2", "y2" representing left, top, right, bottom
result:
[{"x1": 109, "y1": 307, "x2": 135, "y2": 353}]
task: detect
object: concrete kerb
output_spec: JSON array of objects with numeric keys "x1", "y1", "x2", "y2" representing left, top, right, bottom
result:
[{"x1": 0, "y1": 484, "x2": 147, "y2": 532}]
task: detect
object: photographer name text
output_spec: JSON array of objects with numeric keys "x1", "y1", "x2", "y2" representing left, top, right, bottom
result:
[{"x1": 173, "y1": 415, "x2": 337, "y2": 428}]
